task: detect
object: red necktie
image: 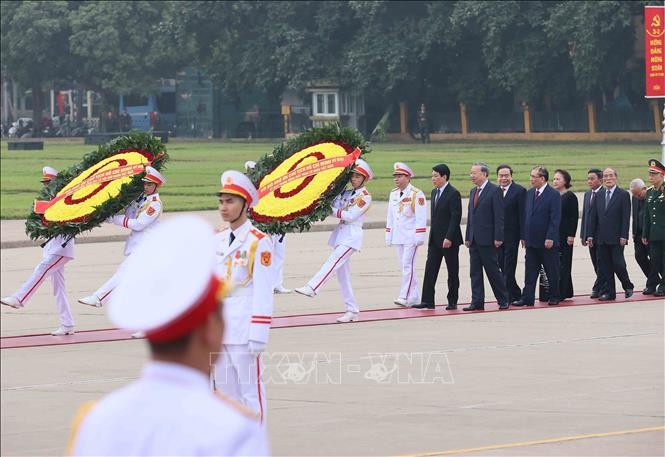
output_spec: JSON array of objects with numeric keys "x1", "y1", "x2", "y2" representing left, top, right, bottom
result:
[
  {"x1": 501, "y1": 186, "x2": 506, "y2": 196},
  {"x1": 590, "y1": 190, "x2": 596, "y2": 206},
  {"x1": 473, "y1": 187, "x2": 480, "y2": 208}
]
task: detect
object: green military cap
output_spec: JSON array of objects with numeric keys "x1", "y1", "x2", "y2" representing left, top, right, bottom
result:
[{"x1": 648, "y1": 158, "x2": 665, "y2": 175}]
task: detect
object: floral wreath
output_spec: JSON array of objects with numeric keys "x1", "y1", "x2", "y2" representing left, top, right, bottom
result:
[
  {"x1": 25, "y1": 132, "x2": 169, "y2": 243},
  {"x1": 248, "y1": 124, "x2": 370, "y2": 235}
]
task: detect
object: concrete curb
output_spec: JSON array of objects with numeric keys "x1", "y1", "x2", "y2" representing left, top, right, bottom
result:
[{"x1": 0, "y1": 218, "x2": 472, "y2": 250}]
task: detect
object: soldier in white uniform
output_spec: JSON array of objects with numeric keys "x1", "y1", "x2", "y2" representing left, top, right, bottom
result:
[
  {"x1": 78, "y1": 166, "x2": 164, "y2": 307},
  {"x1": 68, "y1": 216, "x2": 269, "y2": 456},
  {"x1": 245, "y1": 160, "x2": 291, "y2": 294},
  {"x1": 1, "y1": 167, "x2": 76, "y2": 336},
  {"x1": 213, "y1": 170, "x2": 274, "y2": 422},
  {"x1": 385, "y1": 162, "x2": 427, "y2": 306},
  {"x1": 295, "y1": 159, "x2": 373, "y2": 323}
]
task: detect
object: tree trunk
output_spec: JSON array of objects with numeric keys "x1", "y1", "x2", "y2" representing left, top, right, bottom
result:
[{"x1": 31, "y1": 86, "x2": 44, "y2": 135}]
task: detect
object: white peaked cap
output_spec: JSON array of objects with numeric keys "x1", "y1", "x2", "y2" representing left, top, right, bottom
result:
[
  {"x1": 108, "y1": 216, "x2": 228, "y2": 342},
  {"x1": 352, "y1": 159, "x2": 374, "y2": 180},
  {"x1": 219, "y1": 170, "x2": 260, "y2": 207},
  {"x1": 393, "y1": 162, "x2": 414, "y2": 177}
]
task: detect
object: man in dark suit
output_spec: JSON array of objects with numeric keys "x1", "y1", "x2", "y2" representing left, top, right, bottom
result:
[
  {"x1": 629, "y1": 178, "x2": 659, "y2": 294},
  {"x1": 580, "y1": 169, "x2": 606, "y2": 298},
  {"x1": 413, "y1": 164, "x2": 463, "y2": 310},
  {"x1": 496, "y1": 164, "x2": 526, "y2": 303},
  {"x1": 513, "y1": 166, "x2": 562, "y2": 306},
  {"x1": 464, "y1": 163, "x2": 509, "y2": 311},
  {"x1": 586, "y1": 167, "x2": 634, "y2": 300}
]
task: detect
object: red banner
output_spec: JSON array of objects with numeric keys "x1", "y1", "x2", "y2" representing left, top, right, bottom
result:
[{"x1": 645, "y1": 6, "x2": 665, "y2": 98}]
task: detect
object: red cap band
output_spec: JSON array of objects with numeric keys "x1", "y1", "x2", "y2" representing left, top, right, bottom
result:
[{"x1": 147, "y1": 275, "x2": 221, "y2": 343}]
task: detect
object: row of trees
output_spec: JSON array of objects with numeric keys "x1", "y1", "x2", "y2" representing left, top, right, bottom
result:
[{"x1": 0, "y1": 1, "x2": 653, "y2": 130}]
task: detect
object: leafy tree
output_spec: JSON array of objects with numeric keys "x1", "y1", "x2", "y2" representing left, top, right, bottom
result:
[{"x1": 0, "y1": 0, "x2": 72, "y2": 129}]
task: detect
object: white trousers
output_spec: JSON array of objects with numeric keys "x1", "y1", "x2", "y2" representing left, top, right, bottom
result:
[
  {"x1": 93, "y1": 255, "x2": 130, "y2": 304},
  {"x1": 213, "y1": 344, "x2": 266, "y2": 423},
  {"x1": 13, "y1": 254, "x2": 74, "y2": 327},
  {"x1": 273, "y1": 235, "x2": 286, "y2": 289},
  {"x1": 307, "y1": 244, "x2": 358, "y2": 313},
  {"x1": 395, "y1": 244, "x2": 420, "y2": 304}
]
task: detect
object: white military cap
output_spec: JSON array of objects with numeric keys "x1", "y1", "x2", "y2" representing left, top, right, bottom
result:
[
  {"x1": 393, "y1": 162, "x2": 414, "y2": 177},
  {"x1": 352, "y1": 159, "x2": 374, "y2": 181},
  {"x1": 244, "y1": 160, "x2": 257, "y2": 171},
  {"x1": 41, "y1": 166, "x2": 58, "y2": 182},
  {"x1": 108, "y1": 216, "x2": 231, "y2": 343},
  {"x1": 142, "y1": 165, "x2": 166, "y2": 185},
  {"x1": 218, "y1": 170, "x2": 260, "y2": 207}
]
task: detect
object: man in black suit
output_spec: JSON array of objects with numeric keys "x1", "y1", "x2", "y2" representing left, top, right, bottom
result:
[
  {"x1": 629, "y1": 178, "x2": 659, "y2": 294},
  {"x1": 513, "y1": 166, "x2": 562, "y2": 306},
  {"x1": 413, "y1": 164, "x2": 463, "y2": 310},
  {"x1": 580, "y1": 169, "x2": 606, "y2": 298},
  {"x1": 496, "y1": 164, "x2": 526, "y2": 303},
  {"x1": 586, "y1": 168, "x2": 634, "y2": 300},
  {"x1": 464, "y1": 163, "x2": 509, "y2": 311}
]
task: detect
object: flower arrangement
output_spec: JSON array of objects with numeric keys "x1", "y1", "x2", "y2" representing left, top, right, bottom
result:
[
  {"x1": 248, "y1": 124, "x2": 370, "y2": 235},
  {"x1": 25, "y1": 132, "x2": 169, "y2": 242}
]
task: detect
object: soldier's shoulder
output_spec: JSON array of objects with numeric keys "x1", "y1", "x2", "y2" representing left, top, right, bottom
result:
[
  {"x1": 411, "y1": 186, "x2": 424, "y2": 195},
  {"x1": 249, "y1": 227, "x2": 266, "y2": 240}
]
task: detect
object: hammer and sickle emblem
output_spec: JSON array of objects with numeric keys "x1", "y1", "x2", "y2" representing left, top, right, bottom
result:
[{"x1": 652, "y1": 14, "x2": 661, "y2": 28}]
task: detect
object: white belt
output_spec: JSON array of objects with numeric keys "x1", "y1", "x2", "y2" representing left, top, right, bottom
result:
[
  {"x1": 340, "y1": 220, "x2": 362, "y2": 227},
  {"x1": 227, "y1": 288, "x2": 252, "y2": 298}
]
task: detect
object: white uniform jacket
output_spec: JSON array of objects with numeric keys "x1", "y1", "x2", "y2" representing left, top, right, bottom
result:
[
  {"x1": 110, "y1": 193, "x2": 162, "y2": 255},
  {"x1": 70, "y1": 361, "x2": 269, "y2": 456},
  {"x1": 43, "y1": 234, "x2": 75, "y2": 258},
  {"x1": 385, "y1": 184, "x2": 427, "y2": 245},
  {"x1": 215, "y1": 220, "x2": 274, "y2": 345},
  {"x1": 328, "y1": 187, "x2": 372, "y2": 251}
]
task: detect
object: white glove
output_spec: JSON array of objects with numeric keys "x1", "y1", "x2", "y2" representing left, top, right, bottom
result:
[
  {"x1": 248, "y1": 340, "x2": 266, "y2": 355},
  {"x1": 385, "y1": 239, "x2": 392, "y2": 246}
]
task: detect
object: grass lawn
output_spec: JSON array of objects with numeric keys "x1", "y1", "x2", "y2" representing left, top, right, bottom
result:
[{"x1": 0, "y1": 139, "x2": 658, "y2": 219}]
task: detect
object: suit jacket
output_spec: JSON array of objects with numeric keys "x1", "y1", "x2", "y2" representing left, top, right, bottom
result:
[
  {"x1": 501, "y1": 182, "x2": 526, "y2": 242},
  {"x1": 559, "y1": 190, "x2": 579, "y2": 242},
  {"x1": 588, "y1": 186, "x2": 630, "y2": 244},
  {"x1": 466, "y1": 181, "x2": 504, "y2": 245},
  {"x1": 429, "y1": 184, "x2": 463, "y2": 247},
  {"x1": 631, "y1": 196, "x2": 645, "y2": 238},
  {"x1": 524, "y1": 184, "x2": 561, "y2": 248},
  {"x1": 580, "y1": 187, "x2": 601, "y2": 240}
]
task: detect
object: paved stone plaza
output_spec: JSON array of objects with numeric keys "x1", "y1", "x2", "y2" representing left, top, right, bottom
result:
[{"x1": 1, "y1": 204, "x2": 663, "y2": 456}]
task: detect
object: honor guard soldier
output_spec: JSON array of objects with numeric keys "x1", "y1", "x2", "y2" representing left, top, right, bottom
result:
[
  {"x1": 213, "y1": 170, "x2": 274, "y2": 422},
  {"x1": 68, "y1": 216, "x2": 269, "y2": 456},
  {"x1": 295, "y1": 159, "x2": 373, "y2": 323},
  {"x1": 245, "y1": 160, "x2": 291, "y2": 294},
  {"x1": 79, "y1": 166, "x2": 165, "y2": 307},
  {"x1": 643, "y1": 159, "x2": 665, "y2": 296},
  {"x1": 385, "y1": 162, "x2": 427, "y2": 306},
  {"x1": 1, "y1": 167, "x2": 76, "y2": 336}
]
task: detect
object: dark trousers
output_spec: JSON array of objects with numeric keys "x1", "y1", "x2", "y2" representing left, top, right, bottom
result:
[
  {"x1": 469, "y1": 243, "x2": 509, "y2": 306},
  {"x1": 588, "y1": 244, "x2": 607, "y2": 294},
  {"x1": 597, "y1": 244, "x2": 634, "y2": 298},
  {"x1": 634, "y1": 237, "x2": 660, "y2": 290},
  {"x1": 422, "y1": 243, "x2": 459, "y2": 305},
  {"x1": 649, "y1": 240, "x2": 665, "y2": 292},
  {"x1": 559, "y1": 243, "x2": 574, "y2": 299},
  {"x1": 498, "y1": 239, "x2": 521, "y2": 302},
  {"x1": 523, "y1": 246, "x2": 559, "y2": 304}
]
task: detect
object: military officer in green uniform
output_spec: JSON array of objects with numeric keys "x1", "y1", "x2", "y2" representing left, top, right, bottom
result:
[{"x1": 642, "y1": 159, "x2": 665, "y2": 296}]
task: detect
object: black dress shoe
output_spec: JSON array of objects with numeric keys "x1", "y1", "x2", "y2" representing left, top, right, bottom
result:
[
  {"x1": 538, "y1": 297, "x2": 549, "y2": 302},
  {"x1": 598, "y1": 294, "x2": 615, "y2": 301},
  {"x1": 445, "y1": 304, "x2": 457, "y2": 310},
  {"x1": 642, "y1": 288, "x2": 656, "y2": 295},
  {"x1": 655, "y1": 290, "x2": 665, "y2": 297},
  {"x1": 548, "y1": 299, "x2": 560, "y2": 306},
  {"x1": 624, "y1": 289, "x2": 634, "y2": 298},
  {"x1": 462, "y1": 305, "x2": 484, "y2": 311},
  {"x1": 412, "y1": 303, "x2": 435, "y2": 309},
  {"x1": 590, "y1": 291, "x2": 600, "y2": 299},
  {"x1": 498, "y1": 303, "x2": 509, "y2": 310},
  {"x1": 511, "y1": 299, "x2": 533, "y2": 307}
]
